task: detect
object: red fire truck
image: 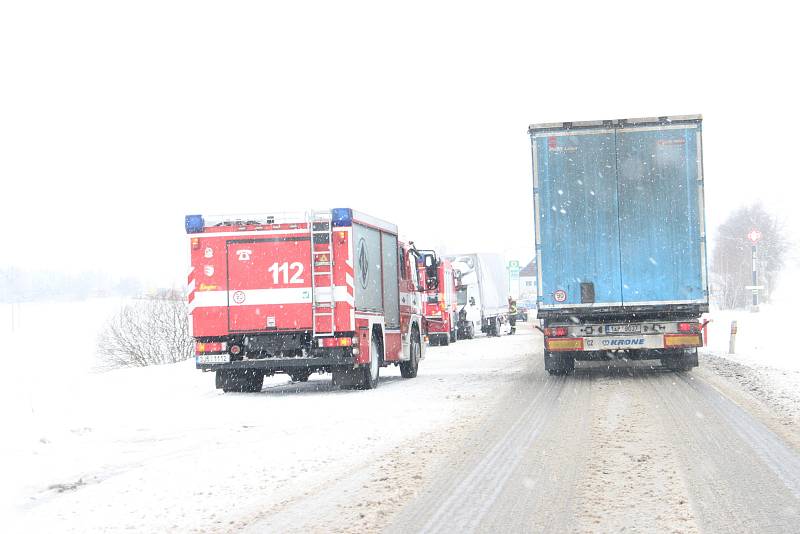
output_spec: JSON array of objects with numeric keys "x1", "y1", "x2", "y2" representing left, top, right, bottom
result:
[
  {"x1": 419, "y1": 253, "x2": 458, "y2": 346},
  {"x1": 185, "y1": 208, "x2": 434, "y2": 392}
]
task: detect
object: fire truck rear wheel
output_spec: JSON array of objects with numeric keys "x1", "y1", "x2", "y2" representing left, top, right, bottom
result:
[
  {"x1": 440, "y1": 332, "x2": 450, "y2": 346},
  {"x1": 400, "y1": 331, "x2": 421, "y2": 378},
  {"x1": 217, "y1": 370, "x2": 264, "y2": 393},
  {"x1": 360, "y1": 336, "x2": 381, "y2": 389},
  {"x1": 288, "y1": 369, "x2": 312, "y2": 382}
]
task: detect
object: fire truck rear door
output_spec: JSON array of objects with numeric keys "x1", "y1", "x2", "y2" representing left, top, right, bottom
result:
[{"x1": 225, "y1": 235, "x2": 313, "y2": 332}]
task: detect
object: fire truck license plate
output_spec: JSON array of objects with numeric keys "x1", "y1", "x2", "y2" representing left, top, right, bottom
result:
[
  {"x1": 197, "y1": 354, "x2": 230, "y2": 364},
  {"x1": 605, "y1": 324, "x2": 641, "y2": 334}
]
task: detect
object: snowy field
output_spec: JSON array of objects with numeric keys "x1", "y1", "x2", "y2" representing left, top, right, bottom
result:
[{"x1": 0, "y1": 299, "x2": 532, "y2": 533}]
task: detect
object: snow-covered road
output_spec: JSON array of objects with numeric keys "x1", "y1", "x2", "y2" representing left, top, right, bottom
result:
[{"x1": 387, "y1": 353, "x2": 800, "y2": 533}]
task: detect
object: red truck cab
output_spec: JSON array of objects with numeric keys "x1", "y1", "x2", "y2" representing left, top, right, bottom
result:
[{"x1": 419, "y1": 253, "x2": 458, "y2": 346}]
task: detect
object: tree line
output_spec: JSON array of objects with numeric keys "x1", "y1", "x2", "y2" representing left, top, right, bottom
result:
[{"x1": 710, "y1": 203, "x2": 792, "y2": 309}]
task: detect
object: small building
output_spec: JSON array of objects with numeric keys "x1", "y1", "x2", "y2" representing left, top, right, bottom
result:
[{"x1": 519, "y1": 259, "x2": 537, "y2": 300}]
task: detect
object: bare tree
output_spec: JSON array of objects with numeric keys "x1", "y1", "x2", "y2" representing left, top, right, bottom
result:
[
  {"x1": 711, "y1": 203, "x2": 790, "y2": 309},
  {"x1": 97, "y1": 292, "x2": 193, "y2": 368}
]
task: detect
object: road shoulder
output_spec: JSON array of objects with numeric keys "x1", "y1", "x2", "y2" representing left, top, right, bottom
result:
[{"x1": 698, "y1": 353, "x2": 800, "y2": 452}]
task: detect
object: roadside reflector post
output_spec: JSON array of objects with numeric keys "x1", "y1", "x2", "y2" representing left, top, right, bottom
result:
[
  {"x1": 701, "y1": 319, "x2": 711, "y2": 347},
  {"x1": 747, "y1": 229, "x2": 761, "y2": 313},
  {"x1": 728, "y1": 320, "x2": 737, "y2": 354}
]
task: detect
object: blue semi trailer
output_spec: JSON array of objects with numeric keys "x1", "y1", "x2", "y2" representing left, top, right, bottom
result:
[{"x1": 528, "y1": 115, "x2": 708, "y2": 374}]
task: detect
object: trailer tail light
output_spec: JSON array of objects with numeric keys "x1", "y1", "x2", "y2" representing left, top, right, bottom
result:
[
  {"x1": 664, "y1": 334, "x2": 702, "y2": 348},
  {"x1": 544, "y1": 327, "x2": 568, "y2": 337},
  {"x1": 546, "y1": 338, "x2": 584, "y2": 351},
  {"x1": 195, "y1": 341, "x2": 227, "y2": 354},
  {"x1": 318, "y1": 337, "x2": 354, "y2": 348},
  {"x1": 677, "y1": 322, "x2": 699, "y2": 333}
]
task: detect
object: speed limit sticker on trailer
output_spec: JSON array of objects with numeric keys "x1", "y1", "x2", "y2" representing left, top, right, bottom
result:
[{"x1": 553, "y1": 290, "x2": 567, "y2": 302}]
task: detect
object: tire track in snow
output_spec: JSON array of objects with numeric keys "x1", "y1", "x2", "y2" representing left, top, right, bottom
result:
[
  {"x1": 416, "y1": 379, "x2": 560, "y2": 533},
  {"x1": 649, "y1": 371, "x2": 800, "y2": 533}
]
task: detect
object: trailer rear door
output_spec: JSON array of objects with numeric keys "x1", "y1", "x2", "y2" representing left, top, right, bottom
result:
[
  {"x1": 616, "y1": 124, "x2": 706, "y2": 305},
  {"x1": 533, "y1": 129, "x2": 623, "y2": 308},
  {"x1": 225, "y1": 235, "x2": 313, "y2": 332}
]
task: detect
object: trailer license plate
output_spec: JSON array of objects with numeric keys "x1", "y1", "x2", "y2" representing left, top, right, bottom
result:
[
  {"x1": 605, "y1": 324, "x2": 641, "y2": 334},
  {"x1": 197, "y1": 354, "x2": 230, "y2": 364}
]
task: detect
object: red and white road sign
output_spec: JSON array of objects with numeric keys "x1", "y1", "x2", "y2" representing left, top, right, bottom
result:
[{"x1": 747, "y1": 229, "x2": 762, "y2": 243}]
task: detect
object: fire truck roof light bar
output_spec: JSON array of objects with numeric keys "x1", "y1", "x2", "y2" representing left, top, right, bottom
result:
[
  {"x1": 331, "y1": 208, "x2": 353, "y2": 227},
  {"x1": 185, "y1": 211, "x2": 314, "y2": 232},
  {"x1": 184, "y1": 209, "x2": 396, "y2": 233},
  {"x1": 185, "y1": 214, "x2": 205, "y2": 233}
]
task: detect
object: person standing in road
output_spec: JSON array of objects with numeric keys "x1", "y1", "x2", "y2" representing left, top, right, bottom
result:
[{"x1": 508, "y1": 297, "x2": 517, "y2": 335}]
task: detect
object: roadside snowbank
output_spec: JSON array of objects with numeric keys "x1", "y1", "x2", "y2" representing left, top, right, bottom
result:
[{"x1": 702, "y1": 268, "x2": 800, "y2": 427}]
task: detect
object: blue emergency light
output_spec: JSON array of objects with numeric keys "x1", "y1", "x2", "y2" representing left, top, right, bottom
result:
[
  {"x1": 185, "y1": 214, "x2": 205, "y2": 233},
  {"x1": 331, "y1": 208, "x2": 353, "y2": 227}
]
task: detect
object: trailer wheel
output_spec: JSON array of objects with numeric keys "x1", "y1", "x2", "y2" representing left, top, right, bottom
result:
[
  {"x1": 360, "y1": 336, "x2": 381, "y2": 389},
  {"x1": 486, "y1": 317, "x2": 497, "y2": 337},
  {"x1": 461, "y1": 323, "x2": 475, "y2": 340},
  {"x1": 662, "y1": 349, "x2": 697, "y2": 372},
  {"x1": 544, "y1": 351, "x2": 574, "y2": 376},
  {"x1": 400, "y1": 331, "x2": 421, "y2": 378}
]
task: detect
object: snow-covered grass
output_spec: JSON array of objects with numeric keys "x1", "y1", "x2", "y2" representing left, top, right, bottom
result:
[{"x1": 1, "y1": 298, "x2": 534, "y2": 533}]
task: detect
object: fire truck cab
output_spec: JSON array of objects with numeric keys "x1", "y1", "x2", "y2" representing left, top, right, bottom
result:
[
  {"x1": 418, "y1": 252, "x2": 458, "y2": 346},
  {"x1": 185, "y1": 208, "x2": 433, "y2": 391}
]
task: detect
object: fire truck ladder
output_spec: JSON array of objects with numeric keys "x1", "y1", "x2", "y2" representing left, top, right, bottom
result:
[{"x1": 310, "y1": 212, "x2": 336, "y2": 337}]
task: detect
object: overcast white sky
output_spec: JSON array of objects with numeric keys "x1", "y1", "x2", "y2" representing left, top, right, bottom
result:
[{"x1": 2, "y1": 1, "x2": 798, "y2": 287}]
